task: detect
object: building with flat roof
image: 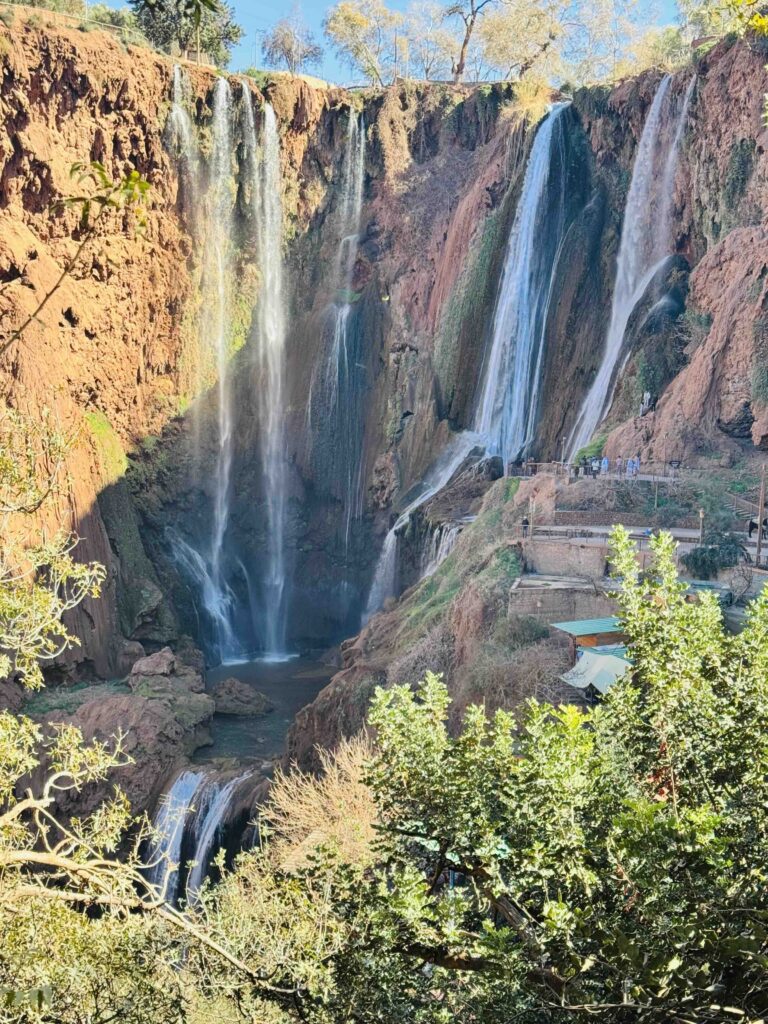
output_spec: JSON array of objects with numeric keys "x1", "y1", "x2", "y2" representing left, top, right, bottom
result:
[{"x1": 551, "y1": 616, "x2": 626, "y2": 649}]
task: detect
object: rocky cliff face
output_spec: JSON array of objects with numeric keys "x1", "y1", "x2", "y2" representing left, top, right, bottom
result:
[{"x1": 3, "y1": 15, "x2": 768, "y2": 763}]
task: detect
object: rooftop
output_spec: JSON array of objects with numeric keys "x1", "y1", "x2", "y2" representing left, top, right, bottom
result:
[
  {"x1": 551, "y1": 616, "x2": 622, "y2": 638},
  {"x1": 561, "y1": 650, "x2": 631, "y2": 695}
]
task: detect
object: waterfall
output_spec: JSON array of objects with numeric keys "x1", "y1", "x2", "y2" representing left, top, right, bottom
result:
[
  {"x1": 165, "y1": 65, "x2": 199, "y2": 196},
  {"x1": 185, "y1": 772, "x2": 251, "y2": 898},
  {"x1": 206, "y1": 79, "x2": 238, "y2": 662},
  {"x1": 363, "y1": 432, "x2": 479, "y2": 620},
  {"x1": 255, "y1": 104, "x2": 291, "y2": 660},
  {"x1": 167, "y1": 530, "x2": 239, "y2": 658},
  {"x1": 146, "y1": 768, "x2": 252, "y2": 905},
  {"x1": 364, "y1": 104, "x2": 572, "y2": 619},
  {"x1": 475, "y1": 102, "x2": 570, "y2": 465},
  {"x1": 164, "y1": 75, "x2": 242, "y2": 664},
  {"x1": 421, "y1": 516, "x2": 475, "y2": 578},
  {"x1": 145, "y1": 768, "x2": 205, "y2": 904},
  {"x1": 307, "y1": 111, "x2": 367, "y2": 555},
  {"x1": 566, "y1": 74, "x2": 695, "y2": 459}
]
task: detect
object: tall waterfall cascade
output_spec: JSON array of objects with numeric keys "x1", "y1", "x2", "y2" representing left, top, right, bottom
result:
[
  {"x1": 255, "y1": 104, "x2": 292, "y2": 661},
  {"x1": 566, "y1": 74, "x2": 695, "y2": 459},
  {"x1": 475, "y1": 102, "x2": 570, "y2": 464},
  {"x1": 166, "y1": 77, "x2": 243, "y2": 665},
  {"x1": 165, "y1": 82, "x2": 296, "y2": 663},
  {"x1": 206, "y1": 78, "x2": 239, "y2": 662},
  {"x1": 364, "y1": 104, "x2": 572, "y2": 619}
]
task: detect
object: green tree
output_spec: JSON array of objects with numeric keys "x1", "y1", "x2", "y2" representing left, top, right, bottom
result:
[
  {"x1": 323, "y1": 0, "x2": 404, "y2": 85},
  {"x1": 186, "y1": 527, "x2": 768, "y2": 1020},
  {"x1": 130, "y1": 0, "x2": 242, "y2": 66}
]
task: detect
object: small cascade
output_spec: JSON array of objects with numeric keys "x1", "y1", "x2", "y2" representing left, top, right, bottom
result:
[
  {"x1": 475, "y1": 102, "x2": 570, "y2": 465},
  {"x1": 185, "y1": 771, "x2": 251, "y2": 898},
  {"x1": 363, "y1": 432, "x2": 479, "y2": 620},
  {"x1": 145, "y1": 768, "x2": 253, "y2": 906},
  {"x1": 206, "y1": 78, "x2": 239, "y2": 663},
  {"x1": 421, "y1": 516, "x2": 475, "y2": 578},
  {"x1": 145, "y1": 769, "x2": 205, "y2": 904},
  {"x1": 255, "y1": 104, "x2": 291, "y2": 660},
  {"x1": 567, "y1": 74, "x2": 695, "y2": 459}
]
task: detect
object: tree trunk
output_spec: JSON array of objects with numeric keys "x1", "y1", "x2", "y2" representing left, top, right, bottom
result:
[
  {"x1": 196, "y1": 21, "x2": 201, "y2": 65},
  {"x1": 452, "y1": 15, "x2": 475, "y2": 84}
]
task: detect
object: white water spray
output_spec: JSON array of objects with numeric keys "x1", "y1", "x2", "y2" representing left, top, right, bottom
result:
[
  {"x1": 567, "y1": 75, "x2": 695, "y2": 459},
  {"x1": 166, "y1": 66, "x2": 199, "y2": 192}
]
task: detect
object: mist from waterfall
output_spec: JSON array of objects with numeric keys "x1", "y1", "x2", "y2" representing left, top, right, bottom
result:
[
  {"x1": 566, "y1": 74, "x2": 695, "y2": 459},
  {"x1": 255, "y1": 104, "x2": 291, "y2": 660},
  {"x1": 475, "y1": 102, "x2": 570, "y2": 464},
  {"x1": 364, "y1": 104, "x2": 571, "y2": 619}
]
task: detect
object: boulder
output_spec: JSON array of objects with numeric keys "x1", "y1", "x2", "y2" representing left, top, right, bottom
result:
[
  {"x1": 130, "y1": 646, "x2": 175, "y2": 677},
  {"x1": 212, "y1": 677, "x2": 273, "y2": 717},
  {"x1": 45, "y1": 693, "x2": 198, "y2": 819}
]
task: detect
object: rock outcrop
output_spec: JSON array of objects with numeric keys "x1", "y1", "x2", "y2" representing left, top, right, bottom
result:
[{"x1": 212, "y1": 677, "x2": 273, "y2": 716}]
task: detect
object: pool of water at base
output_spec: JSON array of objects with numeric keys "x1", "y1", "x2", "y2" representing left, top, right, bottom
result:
[{"x1": 194, "y1": 656, "x2": 335, "y2": 763}]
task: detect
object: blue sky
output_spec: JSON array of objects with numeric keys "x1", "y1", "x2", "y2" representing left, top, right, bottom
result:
[
  {"x1": 226, "y1": 0, "x2": 682, "y2": 81},
  {"x1": 102, "y1": 0, "x2": 680, "y2": 83}
]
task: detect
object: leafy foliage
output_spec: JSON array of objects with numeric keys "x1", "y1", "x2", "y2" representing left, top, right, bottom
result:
[
  {"x1": 130, "y1": 0, "x2": 242, "y2": 65},
  {"x1": 682, "y1": 529, "x2": 746, "y2": 579}
]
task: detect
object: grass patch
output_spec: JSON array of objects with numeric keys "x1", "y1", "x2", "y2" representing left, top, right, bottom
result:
[
  {"x1": 573, "y1": 434, "x2": 607, "y2": 464},
  {"x1": 84, "y1": 410, "x2": 127, "y2": 483},
  {"x1": 25, "y1": 680, "x2": 129, "y2": 719}
]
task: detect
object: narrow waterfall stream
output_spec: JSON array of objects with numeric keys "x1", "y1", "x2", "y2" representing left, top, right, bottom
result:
[
  {"x1": 165, "y1": 66, "x2": 199, "y2": 199},
  {"x1": 255, "y1": 104, "x2": 292, "y2": 661},
  {"x1": 364, "y1": 103, "x2": 571, "y2": 619},
  {"x1": 306, "y1": 110, "x2": 367, "y2": 570},
  {"x1": 475, "y1": 102, "x2": 570, "y2": 463},
  {"x1": 566, "y1": 74, "x2": 695, "y2": 459},
  {"x1": 206, "y1": 79, "x2": 239, "y2": 662},
  {"x1": 331, "y1": 112, "x2": 366, "y2": 551}
]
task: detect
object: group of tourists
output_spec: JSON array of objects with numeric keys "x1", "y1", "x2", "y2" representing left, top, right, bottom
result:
[{"x1": 574, "y1": 454, "x2": 642, "y2": 479}]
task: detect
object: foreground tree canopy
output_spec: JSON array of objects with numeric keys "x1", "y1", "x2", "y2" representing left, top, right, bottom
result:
[{"x1": 2, "y1": 465, "x2": 768, "y2": 1021}]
